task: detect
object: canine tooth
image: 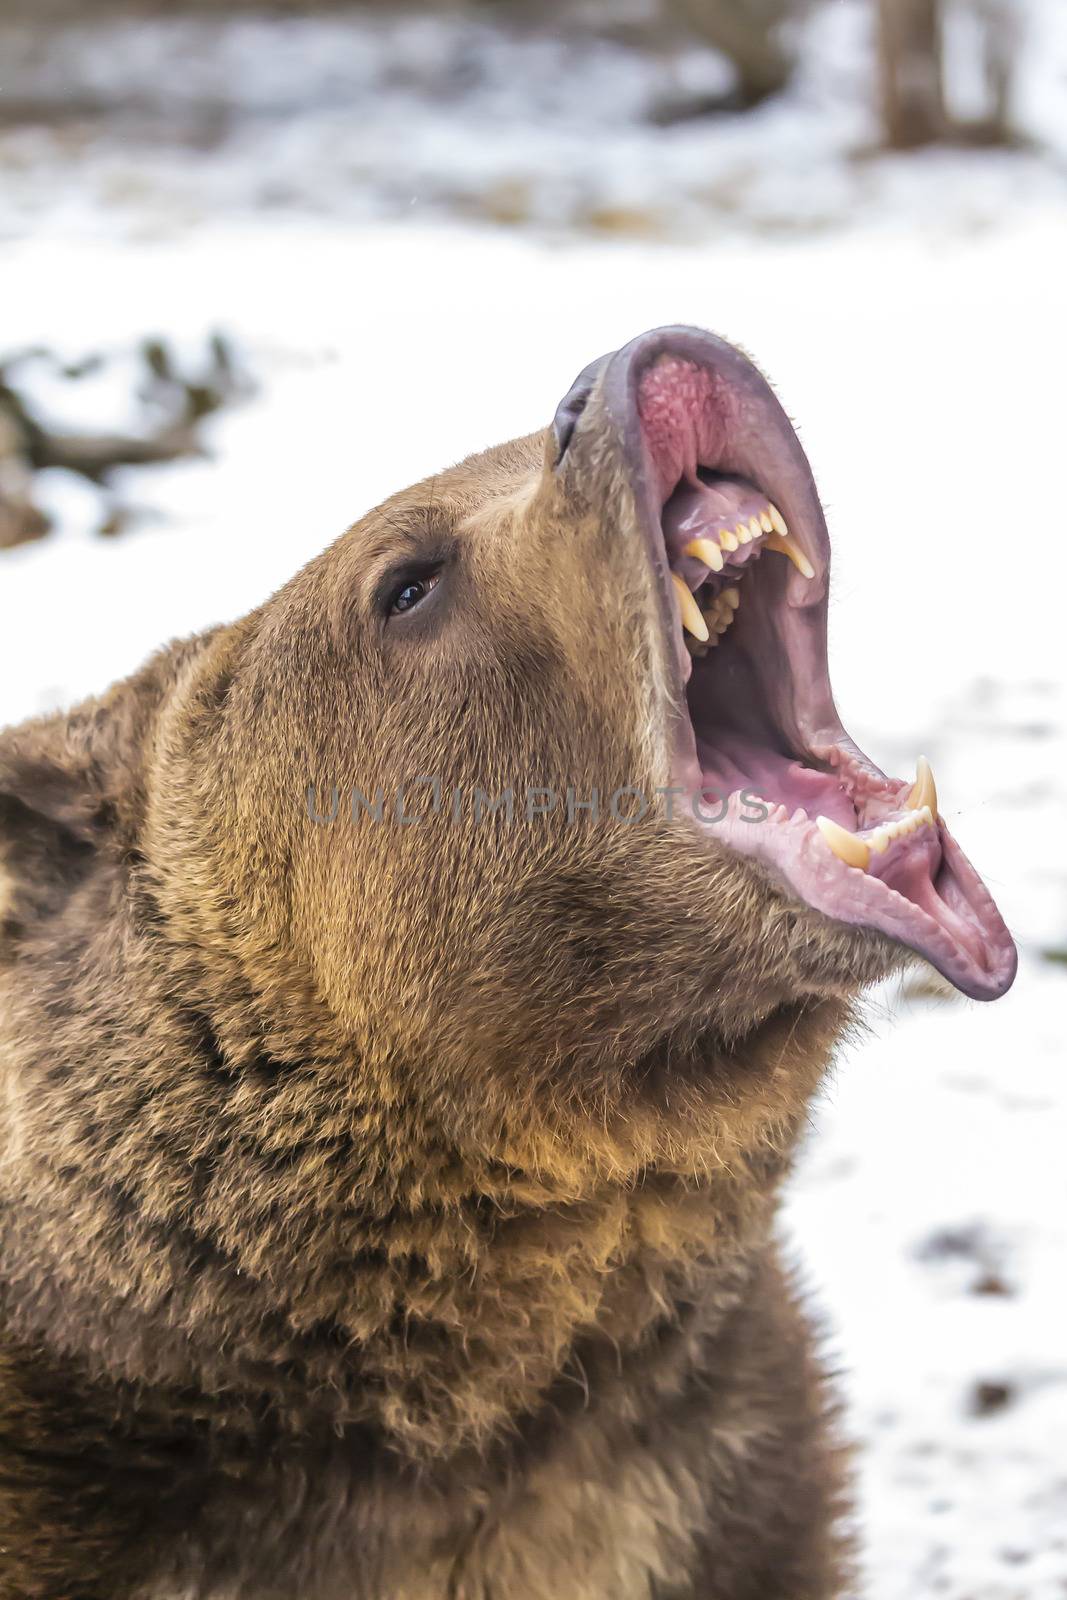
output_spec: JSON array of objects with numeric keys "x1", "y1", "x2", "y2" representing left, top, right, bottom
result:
[
  {"x1": 719, "y1": 526, "x2": 739, "y2": 552},
  {"x1": 736, "y1": 521, "x2": 753, "y2": 544},
  {"x1": 816, "y1": 815, "x2": 870, "y2": 870},
  {"x1": 723, "y1": 585, "x2": 741, "y2": 609},
  {"x1": 748, "y1": 516, "x2": 762, "y2": 540},
  {"x1": 768, "y1": 502, "x2": 788, "y2": 537},
  {"x1": 907, "y1": 755, "x2": 938, "y2": 817},
  {"x1": 672, "y1": 573, "x2": 709, "y2": 641},
  {"x1": 684, "y1": 538, "x2": 725, "y2": 573},
  {"x1": 759, "y1": 509, "x2": 773, "y2": 533},
  {"x1": 765, "y1": 532, "x2": 816, "y2": 580}
]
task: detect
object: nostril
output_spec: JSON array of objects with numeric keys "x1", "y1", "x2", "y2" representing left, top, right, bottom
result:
[{"x1": 551, "y1": 351, "x2": 611, "y2": 465}]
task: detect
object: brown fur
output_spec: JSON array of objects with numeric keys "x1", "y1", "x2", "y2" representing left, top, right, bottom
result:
[{"x1": 0, "y1": 379, "x2": 899, "y2": 1598}]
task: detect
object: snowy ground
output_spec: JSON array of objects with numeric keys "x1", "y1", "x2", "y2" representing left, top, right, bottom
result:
[
  {"x1": 2, "y1": 3, "x2": 1066, "y2": 1595},
  {"x1": 3, "y1": 0, "x2": 1067, "y2": 244}
]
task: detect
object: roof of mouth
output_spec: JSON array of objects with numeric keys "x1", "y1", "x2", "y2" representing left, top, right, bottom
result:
[{"x1": 636, "y1": 358, "x2": 732, "y2": 502}]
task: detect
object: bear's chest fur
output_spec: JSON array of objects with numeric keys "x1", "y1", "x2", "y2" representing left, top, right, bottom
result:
[{"x1": 125, "y1": 1244, "x2": 839, "y2": 1600}]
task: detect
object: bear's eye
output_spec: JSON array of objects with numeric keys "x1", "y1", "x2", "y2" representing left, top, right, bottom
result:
[{"x1": 387, "y1": 570, "x2": 441, "y2": 617}]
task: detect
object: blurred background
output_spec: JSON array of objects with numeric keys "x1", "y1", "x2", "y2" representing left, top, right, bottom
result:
[{"x1": 1, "y1": 2, "x2": 1065, "y2": 1594}]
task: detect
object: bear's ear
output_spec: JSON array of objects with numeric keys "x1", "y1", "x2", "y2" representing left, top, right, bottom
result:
[
  {"x1": 0, "y1": 732, "x2": 105, "y2": 839},
  {"x1": 0, "y1": 716, "x2": 112, "y2": 934},
  {"x1": 0, "y1": 633, "x2": 224, "y2": 937}
]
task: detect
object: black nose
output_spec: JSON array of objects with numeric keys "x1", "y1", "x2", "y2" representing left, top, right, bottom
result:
[{"x1": 551, "y1": 350, "x2": 613, "y2": 464}]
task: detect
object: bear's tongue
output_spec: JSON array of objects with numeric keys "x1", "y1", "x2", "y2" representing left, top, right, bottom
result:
[{"x1": 665, "y1": 471, "x2": 768, "y2": 546}]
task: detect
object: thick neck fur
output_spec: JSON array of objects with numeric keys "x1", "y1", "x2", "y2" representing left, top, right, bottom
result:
[{"x1": 0, "y1": 751, "x2": 847, "y2": 1462}]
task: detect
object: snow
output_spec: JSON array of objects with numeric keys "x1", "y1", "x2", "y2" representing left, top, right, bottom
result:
[
  {"x1": 3, "y1": 0, "x2": 1067, "y2": 244},
  {"x1": 2, "y1": 3, "x2": 1066, "y2": 1594},
  {"x1": 796, "y1": 964, "x2": 1067, "y2": 1597}
]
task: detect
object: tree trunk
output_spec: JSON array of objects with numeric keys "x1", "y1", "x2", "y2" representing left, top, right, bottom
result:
[
  {"x1": 876, "y1": 0, "x2": 948, "y2": 149},
  {"x1": 977, "y1": 0, "x2": 1020, "y2": 143}
]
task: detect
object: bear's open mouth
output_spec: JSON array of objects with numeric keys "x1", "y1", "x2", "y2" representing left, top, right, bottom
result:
[{"x1": 612, "y1": 337, "x2": 1016, "y2": 1001}]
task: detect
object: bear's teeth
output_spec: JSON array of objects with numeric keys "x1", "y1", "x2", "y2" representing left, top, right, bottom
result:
[
  {"x1": 817, "y1": 803, "x2": 937, "y2": 870},
  {"x1": 672, "y1": 574, "x2": 709, "y2": 642},
  {"x1": 816, "y1": 816, "x2": 871, "y2": 870},
  {"x1": 765, "y1": 531, "x2": 815, "y2": 580},
  {"x1": 907, "y1": 755, "x2": 938, "y2": 816},
  {"x1": 683, "y1": 538, "x2": 724, "y2": 572}
]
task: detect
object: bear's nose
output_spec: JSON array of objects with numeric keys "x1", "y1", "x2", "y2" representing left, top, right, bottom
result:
[{"x1": 551, "y1": 350, "x2": 612, "y2": 465}]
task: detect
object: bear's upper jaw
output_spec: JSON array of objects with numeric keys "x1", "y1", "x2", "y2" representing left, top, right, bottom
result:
[{"x1": 604, "y1": 326, "x2": 1015, "y2": 1001}]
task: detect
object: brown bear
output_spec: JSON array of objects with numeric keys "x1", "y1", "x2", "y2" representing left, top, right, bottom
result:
[{"x1": 0, "y1": 326, "x2": 1016, "y2": 1600}]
